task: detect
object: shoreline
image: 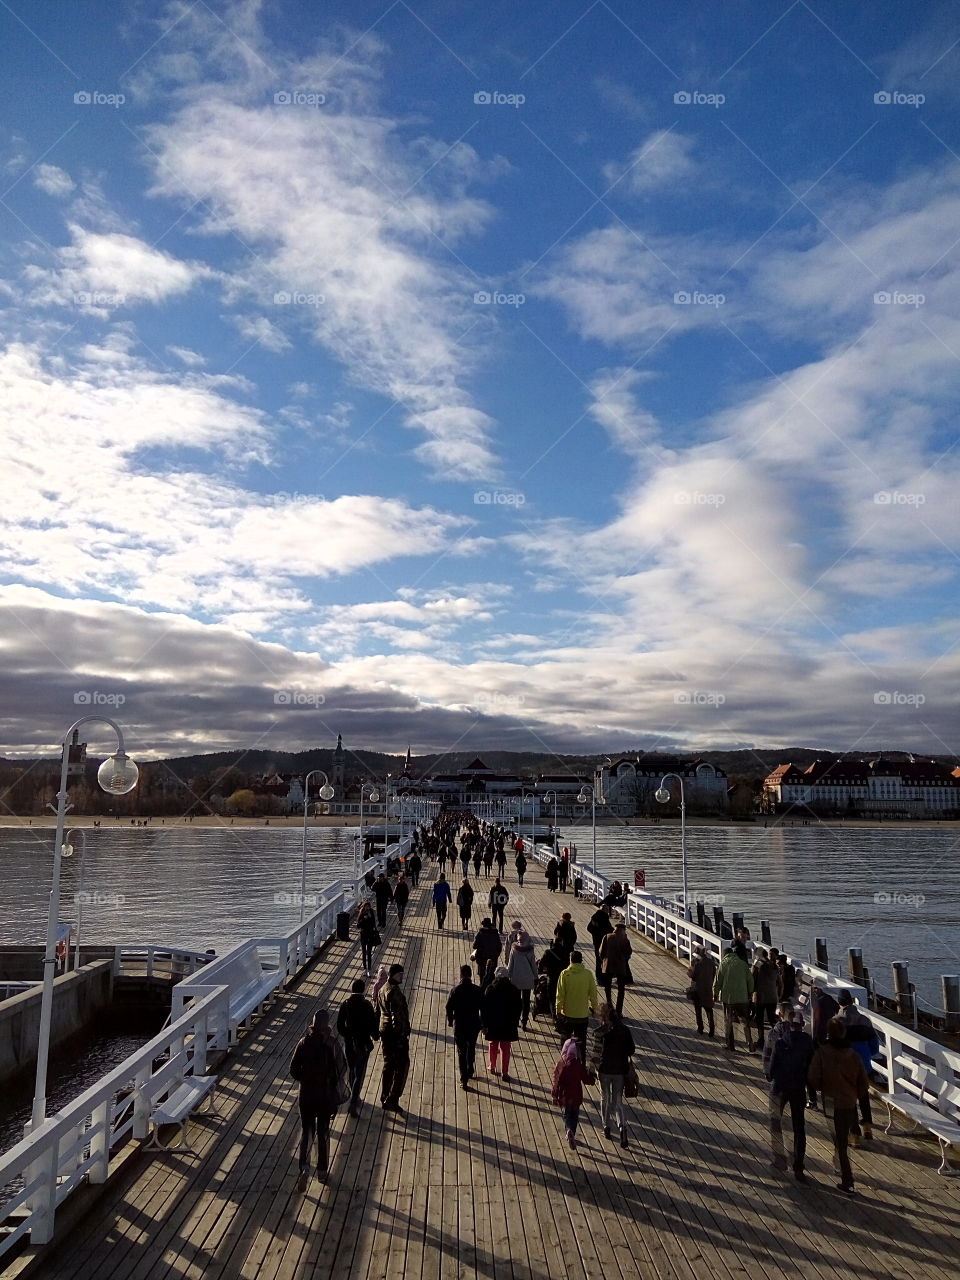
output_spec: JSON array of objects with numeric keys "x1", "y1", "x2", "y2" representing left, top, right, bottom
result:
[{"x1": 1, "y1": 814, "x2": 957, "y2": 831}]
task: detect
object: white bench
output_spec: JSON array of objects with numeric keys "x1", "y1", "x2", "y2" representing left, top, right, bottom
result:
[
  {"x1": 146, "y1": 1074, "x2": 218, "y2": 1152},
  {"x1": 881, "y1": 1067, "x2": 960, "y2": 1175},
  {"x1": 216, "y1": 948, "x2": 285, "y2": 1043}
]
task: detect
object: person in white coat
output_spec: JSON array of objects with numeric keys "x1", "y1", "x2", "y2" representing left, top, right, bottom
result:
[{"x1": 505, "y1": 920, "x2": 537, "y2": 1029}]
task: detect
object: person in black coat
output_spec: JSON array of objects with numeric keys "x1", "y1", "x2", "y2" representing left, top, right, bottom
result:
[
  {"x1": 457, "y1": 878, "x2": 475, "y2": 930},
  {"x1": 393, "y1": 875, "x2": 410, "y2": 926},
  {"x1": 446, "y1": 964, "x2": 484, "y2": 1089},
  {"x1": 553, "y1": 912, "x2": 577, "y2": 967},
  {"x1": 587, "y1": 905, "x2": 614, "y2": 978},
  {"x1": 372, "y1": 874, "x2": 394, "y2": 928},
  {"x1": 482, "y1": 967, "x2": 523, "y2": 1080},
  {"x1": 472, "y1": 917, "x2": 502, "y2": 971},
  {"x1": 407, "y1": 852, "x2": 422, "y2": 887},
  {"x1": 336, "y1": 979, "x2": 380, "y2": 1117},
  {"x1": 537, "y1": 941, "x2": 566, "y2": 1005}
]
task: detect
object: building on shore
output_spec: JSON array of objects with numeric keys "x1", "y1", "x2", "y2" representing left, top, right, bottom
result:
[
  {"x1": 763, "y1": 755, "x2": 960, "y2": 818},
  {"x1": 598, "y1": 754, "x2": 729, "y2": 816}
]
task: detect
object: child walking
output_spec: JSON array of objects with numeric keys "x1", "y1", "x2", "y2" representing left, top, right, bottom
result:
[{"x1": 552, "y1": 1036, "x2": 591, "y2": 1149}]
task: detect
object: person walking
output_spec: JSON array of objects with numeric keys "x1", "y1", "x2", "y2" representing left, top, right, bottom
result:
[
  {"x1": 837, "y1": 991, "x2": 879, "y2": 1143},
  {"x1": 337, "y1": 979, "x2": 380, "y2": 1117},
  {"x1": 482, "y1": 965, "x2": 523, "y2": 1080},
  {"x1": 545, "y1": 856, "x2": 559, "y2": 892},
  {"x1": 587, "y1": 903, "x2": 614, "y2": 978},
  {"x1": 687, "y1": 944, "x2": 717, "y2": 1036},
  {"x1": 557, "y1": 849, "x2": 569, "y2": 893},
  {"x1": 378, "y1": 964, "x2": 411, "y2": 1114},
  {"x1": 372, "y1": 873, "x2": 393, "y2": 929},
  {"x1": 505, "y1": 921, "x2": 537, "y2": 1029},
  {"x1": 537, "y1": 940, "x2": 567, "y2": 1009},
  {"x1": 456, "y1": 877, "x2": 475, "y2": 931},
  {"x1": 472, "y1": 917, "x2": 502, "y2": 972},
  {"x1": 446, "y1": 963, "x2": 484, "y2": 1090},
  {"x1": 808, "y1": 1017, "x2": 869, "y2": 1194},
  {"x1": 598, "y1": 922, "x2": 633, "y2": 1016},
  {"x1": 290, "y1": 1009, "x2": 349, "y2": 1189},
  {"x1": 762, "y1": 1002, "x2": 814, "y2": 1181},
  {"x1": 357, "y1": 901, "x2": 380, "y2": 976},
  {"x1": 482, "y1": 844, "x2": 495, "y2": 878},
  {"x1": 432, "y1": 873, "x2": 453, "y2": 929},
  {"x1": 752, "y1": 947, "x2": 780, "y2": 1045},
  {"x1": 407, "y1": 850, "x2": 422, "y2": 887},
  {"x1": 714, "y1": 944, "x2": 755, "y2": 1052},
  {"x1": 489, "y1": 878, "x2": 510, "y2": 933},
  {"x1": 393, "y1": 874, "x2": 410, "y2": 927},
  {"x1": 515, "y1": 849, "x2": 527, "y2": 886},
  {"x1": 460, "y1": 845, "x2": 471, "y2": 880},
  {"x1": 494, "y1": 845, "x2": 508, "y2": 878},
  {"x1": 472, "y1": 845, "x2": 483, "y2": 877},
  {"x1": 588, "y1": 1003, "x2": 635, "y2": 1149},
  {"x1": 552, "y1": 1036, "x2": 591, "y2": 1150},
  {"x1": 553, "y1": 912, "x2": 577, "y2": 968},
  {"x1": 776, "y1": 952, "x2": 797, "y2": 1001},
  {"x1": 555, "y1": 950, "x2": 598, "y2": 1057}
]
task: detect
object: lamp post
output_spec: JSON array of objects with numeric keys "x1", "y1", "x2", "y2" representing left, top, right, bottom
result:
[
  {"x1": 302, "y1": 770, "x2": 335, "y2": 923},
  {"x1": 576, "y1": 783, "x2": 598, "y2": 870},
  {"x1": 521, "y1": 790, "x2": 537, "y2": 849},
  {"x1": 356, "y1": 782, "x2": 380, "y2": 880},
  {"x1": 541, "y1": 790, "x2": 559, "y2": 848},
  {"x1": 655, "y1": 773, "x2": 689, "y2": 920},
  {"x1": 33, "y1": 717, "x2": 138, "y2": 1128},
  {"x1": 61, "y1": 829, "x2": 87, "y2": 971}
]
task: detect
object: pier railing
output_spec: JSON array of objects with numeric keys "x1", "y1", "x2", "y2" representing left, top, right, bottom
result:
[{"x1": 0, "y1": 846, "x2": 401, "y2": 1260}]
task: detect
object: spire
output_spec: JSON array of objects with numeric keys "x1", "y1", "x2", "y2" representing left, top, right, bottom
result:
[{"x1": 405, "y1": 744, "x2": 412, "y2": 771}]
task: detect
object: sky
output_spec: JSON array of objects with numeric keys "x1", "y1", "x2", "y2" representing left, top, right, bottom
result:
[{"x1": 1, "y1": 0, "x2": 959, "y2": 764}]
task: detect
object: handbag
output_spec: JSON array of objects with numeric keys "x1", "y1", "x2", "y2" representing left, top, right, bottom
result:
[
  {"x1": 624, "y1": 1064, "x2": 640, "y2": 1098},
  {"x1": 371, "y1": 929, "x2": 382, "y2": 946},
  {"x1": 685, "y1": 983, "x2": 698, "y2": 1001}
]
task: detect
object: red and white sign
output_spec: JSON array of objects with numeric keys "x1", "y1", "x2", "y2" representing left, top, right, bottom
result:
[{"x1": 634, "y1": 869, "x2": 646, "y2": 888}]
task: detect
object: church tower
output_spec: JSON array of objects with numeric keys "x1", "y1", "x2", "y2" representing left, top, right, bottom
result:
[{"x1": 332, "y1": 732, "x2": 345, "y2": 794}]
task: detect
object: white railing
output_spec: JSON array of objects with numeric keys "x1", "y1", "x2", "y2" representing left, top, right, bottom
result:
[
  {"x1": 0, "y1": 983, "x2": 228, "y2": 1253},
  {"x1": 0, "y1": 846, "x2": 401, "y2": 1259},
  {"x1": 529, "y1": 840, "x2": 608, "y2": 902},
  {"x1": 112, "y1": 945, "x2": 214, "y2": 981}
]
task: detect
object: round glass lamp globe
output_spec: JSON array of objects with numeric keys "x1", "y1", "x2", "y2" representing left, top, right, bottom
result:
[
  {"x1": 368, "y1": 790, "x2": 380, "y2": 804},
  {"x1": 655, "y1": 787, "x2": 670, "y2": 804},
  {"x1": 318, "y1": 784, "x2": 335, "y2": 801},
  {"x1": 576, "y1": 791, "x2": 588, "y2": 804},
  {"x1": 98, "y1": 752, "x2": 139, "y2": 796}
]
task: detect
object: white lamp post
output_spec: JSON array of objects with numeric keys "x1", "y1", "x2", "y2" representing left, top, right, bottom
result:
[
  {"x1": 541, "y1": 790, "x2": 559, "y2": 848},
  {"x1": 302, "y1": 770, "x2": 335, "y2": 923},
  {"x1": 576, "y1": 783, "x2": 598, "y2": 870},
  {"x1": 33, "y1": 717, "x2": 138, "y2": 1128},
  {"x1": 656, "y1": 773, "x2": 689, "y2": 920},
  {"x1": 521, "y1": 790, "x2": 537, "y2": 849},
  {"x1": 356, "y1": 782, "x2": 379, "y2": 880},
  {"x1": 60, "y1": 829, "x2": 86, "y2": 971}
]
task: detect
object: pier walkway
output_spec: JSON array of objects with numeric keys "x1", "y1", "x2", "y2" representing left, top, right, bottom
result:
[{"x1": 19, "y1": 873, "x2": 960, "y2": 1280}]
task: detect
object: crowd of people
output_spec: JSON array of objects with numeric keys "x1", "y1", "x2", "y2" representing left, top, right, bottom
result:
[{"x1": 290, "y1": 812, "x2": 882, "y2": 1197}]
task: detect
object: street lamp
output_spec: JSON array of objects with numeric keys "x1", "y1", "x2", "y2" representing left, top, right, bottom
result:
[
  {"x1": 576, "y1": 783, "x2": 599, "y2": 870},
  {"x1": 656, "y1": 773, "x2": 689, "y2": 920},
  {"x1": 60, "y1": 829, "x2": 87, "y2": 971},
  {"x1": 541, "y1": 790, "x2": 559, "y2": 848},
  {"x1": 356, "y1": 782, "x2": 380, "y2": 879},
  {"x1": 302, "y1": 770, "x2": 335, "y2": 924},
  {"x1": 521, "y1": 790, "x2": 537, "y2": 849},
  {"x1": 33, "y1": 717, "x2": 138, "y2": 1128}
]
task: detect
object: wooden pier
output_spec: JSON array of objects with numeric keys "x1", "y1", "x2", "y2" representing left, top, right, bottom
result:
[{"x1": 16, "y1": 874, "x2": 960, "y2": 1280}]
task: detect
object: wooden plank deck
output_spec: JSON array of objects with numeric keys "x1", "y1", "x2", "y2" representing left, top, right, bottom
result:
[{"x1": 20, "y1": 869, "x2": 960, "y2": 1280}]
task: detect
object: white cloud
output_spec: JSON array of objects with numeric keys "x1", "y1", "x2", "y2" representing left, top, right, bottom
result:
[
  {"x1": 167, "y1": 345, "x2": 206, "y2": 367},
  {"x1": 33, "y1": 164, "x2": 75, "y2": 197},
  {"x1": 229, "y1": 313, "x2": 292, "y2": 352},
  {"x1": 603, "y1": 130, "x2": 697, "y2": 195}
]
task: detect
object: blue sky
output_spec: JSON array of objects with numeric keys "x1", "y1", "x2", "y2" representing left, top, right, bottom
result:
[{"x1": 1, "y1": 0, "x2": 959, "y2": 761}]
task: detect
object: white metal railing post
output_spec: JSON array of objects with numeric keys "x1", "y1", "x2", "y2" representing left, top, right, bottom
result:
[{"x1": 88, "y1": 1100, "x2": 110, "y2": 1183}]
